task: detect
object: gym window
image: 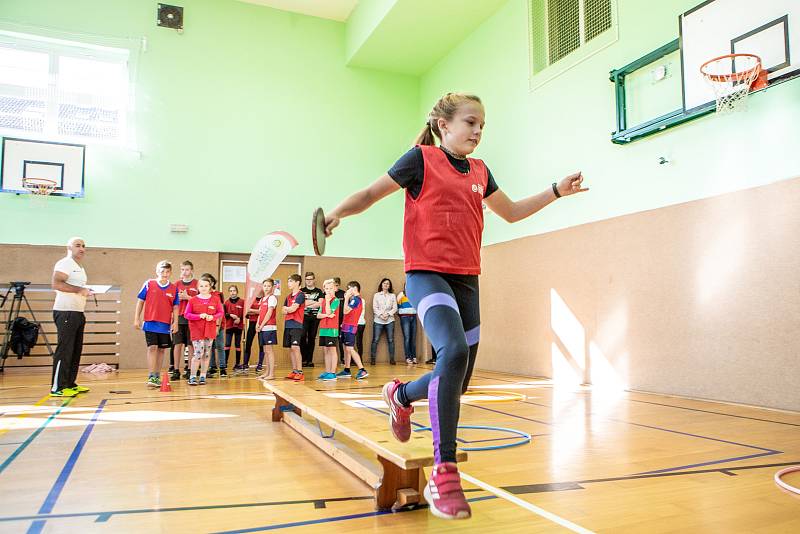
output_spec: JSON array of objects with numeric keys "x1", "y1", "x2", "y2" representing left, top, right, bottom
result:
[
  {"x1": 529, "y1": 0, "x2": 618, "y2": 89},
  {"x1": 0, "y1": 30, "x2": 133, "y2": 146}
]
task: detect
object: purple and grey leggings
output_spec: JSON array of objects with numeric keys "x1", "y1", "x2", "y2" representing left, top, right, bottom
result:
[{"x1": 396, "y1": 270, "x2": 480, "y2": 464}]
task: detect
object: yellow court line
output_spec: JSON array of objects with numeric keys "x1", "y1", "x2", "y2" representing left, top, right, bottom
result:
[{"x1": 0, "y1": 393, "x2": 58, "y2": 438}]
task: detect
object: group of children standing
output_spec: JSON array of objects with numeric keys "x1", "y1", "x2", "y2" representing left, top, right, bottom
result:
[
  {"x1": 133, "y1": 261, "x2": 369, "y2": 386},
  {"x1": 274, "y1": 275, "x2": 369, "y2": 382}
]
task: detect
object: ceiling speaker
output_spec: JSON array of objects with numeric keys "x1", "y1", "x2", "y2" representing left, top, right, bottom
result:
[{"x1": 157, "y1": 4, "x2": 184, "y2": 31}]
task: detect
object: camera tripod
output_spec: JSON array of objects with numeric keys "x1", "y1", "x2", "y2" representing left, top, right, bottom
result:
[{"x1": 0, "y1": 282, "x2": 54, "y2": 373}]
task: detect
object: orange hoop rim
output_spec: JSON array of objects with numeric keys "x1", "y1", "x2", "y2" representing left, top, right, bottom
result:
[
  {"x1": 22, "y1": 177, "x2": 58, "y2": 195},
  {"x1": 700, "y1": 53, "x2": 762, "y2": 83}
]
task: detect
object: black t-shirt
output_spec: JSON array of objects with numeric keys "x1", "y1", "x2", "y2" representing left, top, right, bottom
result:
[
  {"x1": 388, "y1": 146, "x2": 499, "y2": 200},
  {"x1": 335, "y1": 289, "x2": 345, "y2": 325},
  {"x1": 301, "y1": 287, "x2": 323, "y2": 317}
]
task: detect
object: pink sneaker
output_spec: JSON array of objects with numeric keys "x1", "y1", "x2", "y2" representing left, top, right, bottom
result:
[
  {"x1": 381, "y1": 379, "x2": 414, "y2": 442},
  {"x1": 424, "y1": 462, "x2": 472, "y2": 520}
]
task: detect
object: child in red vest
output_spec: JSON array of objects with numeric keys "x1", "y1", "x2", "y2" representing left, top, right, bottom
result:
[
  {"x1": 184, "y1": 278, "x2": 224, "y2": 385},
  {"x1": 337, "y1": 280, "x2": 368, "y2": 380},
  {"x1": 134, "y1": 260, "x2": 179, "y2": 388},
  {"x1": 172, "y1": 260, "x2": 199, "y2": 380},
  {"x1": 223, "y1": 285, "x2": 245, "y2": 374},
  {"x1": 282, "y1": 274, "x2": 305, "y2": 381},
  {"x1": 323, "y1": 92, "x2": 588, "y2": 519},
  {"x1": 255, "y1": 278, "x2": 278, "y2": 380}
]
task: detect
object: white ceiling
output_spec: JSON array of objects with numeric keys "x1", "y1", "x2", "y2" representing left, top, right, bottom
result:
[{"x1": 235, "y1": 0, "x2": 359, "y2": 22}]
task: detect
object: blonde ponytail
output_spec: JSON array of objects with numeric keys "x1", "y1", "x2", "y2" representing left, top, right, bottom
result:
[
  {"x1": 414, "y1": 122, "x2": 436, "y2": 146},
  {"x1": 413, "y1": 93, "x2": 482, "y2": 146}
]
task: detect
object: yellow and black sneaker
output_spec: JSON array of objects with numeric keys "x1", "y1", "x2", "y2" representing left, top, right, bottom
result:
[{"x1": 50, "y1": 389, "x2": 78, "y2": 398}]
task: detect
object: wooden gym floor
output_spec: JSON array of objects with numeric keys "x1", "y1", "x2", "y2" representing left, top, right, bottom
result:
[{"x1": 0, "y1": 365, "x2": 798, "y2": 533}]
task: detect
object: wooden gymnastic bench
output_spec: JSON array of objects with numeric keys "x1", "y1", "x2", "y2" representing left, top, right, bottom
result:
[{"x1": 263, "y1": 381, "x2": 467, "y2": 510}]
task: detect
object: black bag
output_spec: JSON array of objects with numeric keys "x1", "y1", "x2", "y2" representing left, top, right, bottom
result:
[{"x1": 9, "y1": 317, "x2": 40, "y2": 357}]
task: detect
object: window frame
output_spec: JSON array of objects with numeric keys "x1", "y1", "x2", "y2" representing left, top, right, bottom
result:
[{"x1": 0, "y1": 29, "x2": 136, "y2": 148}]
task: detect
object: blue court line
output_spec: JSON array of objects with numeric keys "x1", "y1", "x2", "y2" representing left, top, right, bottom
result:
[
  {"x1": 617, "y1": 419, "x2": 782, "y2": 475},
  {"x1": 0, "y1": 496, "x2": 377, "y2": 524},
  {"x1": 627, "y1": 398, "x2": 800, "y2": 427},
  {"x1": 514, "y1": 400, "x2": 785, "y2": 475},
  {"x1": 633, "y1": 451, "x2": 780, "y2": 475},
  {"x1": 0, "y1": 398, "x2": 73, "y2": 476},
  {"x1": 520, "y1": 399, "x2": 783, "y2": 453},
  {"x1": 354, "y1": 402, "x2": 547, "y2": 444},
  {"x1": 210, "y1": 495, "x2": 497, "y2": 534},
  {"x1": 615, "y1": 419, "x2": 780, "y2": 453},
  {"x1": 26, "y1": 399, "x2": 107, "y2": 534},
  {"x1": 467, "y1": 403, "x2": 553, "y2": 426},
  {"x1": 367, "y1": 392, "x2": 785, "y2": 475},
  {"x1": 1, "y1": 460, "x2": 797, "y2": 526}
]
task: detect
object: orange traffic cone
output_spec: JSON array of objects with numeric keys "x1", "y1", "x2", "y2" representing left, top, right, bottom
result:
[{"x1": 160, "y1": 371, "x2": 172, "y2": 392}]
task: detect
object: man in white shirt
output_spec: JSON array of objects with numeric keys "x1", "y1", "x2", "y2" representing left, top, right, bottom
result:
[{"x1": 50, "y1": 237, "x2": 93, "y2": 397}]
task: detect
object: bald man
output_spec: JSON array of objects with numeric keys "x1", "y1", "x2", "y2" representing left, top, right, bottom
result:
[{"x1": 50, "y1": 237, "x2": 93, "y2": 397}]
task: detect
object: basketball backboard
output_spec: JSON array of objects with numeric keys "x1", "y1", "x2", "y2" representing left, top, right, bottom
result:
[
  {"x1": 0, "y1": 137, "x2": 85, "y2": 197},
  {"x1": 680, "y1": 0, "x2": 800, "y2": 113}
]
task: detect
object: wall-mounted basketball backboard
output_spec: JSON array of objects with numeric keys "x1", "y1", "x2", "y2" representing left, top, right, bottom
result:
[
  {"x1": 0, "y1": 137, "x2": 85, "y2": 197},
  {"x1": 680, "y1": 0, "x2": 799, "y2": 113},
  {"x1": 611, "y1": 0, "x2": 799, "y2": 144}
]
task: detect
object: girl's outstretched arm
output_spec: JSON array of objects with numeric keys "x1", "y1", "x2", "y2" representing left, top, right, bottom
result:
[
  {"x1": 325, "y1": 174, "x2": 400, "y2": 236},
  {"x1": 485, "y1": 171, "x2": 587, "y2": 223}
]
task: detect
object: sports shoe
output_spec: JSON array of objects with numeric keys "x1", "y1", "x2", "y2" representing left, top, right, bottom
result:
[
  {"x1": 170, "y1": 370, "x2": 180, "y2": 381},
  {"x1": 146, "y1": 376, "x2": 159, "y2": 388},
  {"x1": 285, "y1": 371, "x2": 298, "y2": 380},
  {"x1": 292, "y1": 371, "x2": 305, "y2": 382},
  {"x1": 356, "y1": 368, "x2": 369, "y2": 380},
  {"x1": 336, "y1": 369, "x2": 352, "y2": 378},
  {"x1": 255, "y1": 365, "x2": 263, "y2": 372},
  {"x1": 72, "y1": 385, "x2": 90, "y2": 393},
  {"x1": 220, "y1": 368, "x2": 228, "y2": 377},
  {"x1": 321, "y1": 373, "x2": 337, "y2": 382},
  {"x1": 406, "y1": 358, "x2": 414, "y2": 365},
  {"x1": 188, "y1": 376, "x2": 198, "y2": 386},
  {"x1": 199, "y1": 376, "x2": 206, "y2": 385},
  {"x1": 381, "y1": 379, "x2": 413, "y2": 442},
  {"x1": 50, "y1": 388, "x2": 78, "y2": 398},
  {"x1": 424, "y1": 463, "x2": 472, "y2": 520},
  {"x1": 412, "y1": 358, "x2": 418, "y2": 365}
]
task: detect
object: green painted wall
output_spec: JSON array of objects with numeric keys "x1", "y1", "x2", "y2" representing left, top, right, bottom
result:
[
  {"x1": 420, "y1": 0, "x2": 800, "y2": 246},
  {"x1": 0, "y1": 0, "x2": 419, "y2": 259},
  {"x1": 4, "y1": 0, "x2": 798, "y2": 258}
]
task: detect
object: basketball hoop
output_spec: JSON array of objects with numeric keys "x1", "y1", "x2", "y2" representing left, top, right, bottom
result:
[
  {"x1": 22, "y1": 178, "x2": 57, "y2": 196},
  {"x1": 700, "y1": 53, "x2": 768, "y2": 113}
]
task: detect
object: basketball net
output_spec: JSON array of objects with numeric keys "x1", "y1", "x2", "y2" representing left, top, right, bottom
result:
[
  {"x1": 22, "y1": 178, "x2": 57, "y2": 205},
  {"x1": 700, "y1": 54, "x2": 767, "y2": 114}
]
